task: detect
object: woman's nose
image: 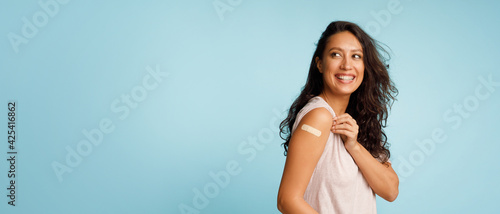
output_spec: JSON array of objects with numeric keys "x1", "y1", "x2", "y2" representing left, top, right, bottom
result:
[{"x1": 340, "y1": 58, "x2": 352, "y2": 70}]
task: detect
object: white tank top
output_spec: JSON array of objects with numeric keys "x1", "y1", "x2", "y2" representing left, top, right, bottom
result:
[{"x1": 291, "y1": 96, "x2": 377, "y2": 214}]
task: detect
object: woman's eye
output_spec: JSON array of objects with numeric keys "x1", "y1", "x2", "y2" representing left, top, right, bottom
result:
[
  {"x1": 353, "y1": 54, "x2": 362, "y2": 59},
  {"x1": 331, "y1": 53, "x2": 341, "y2": 57}
]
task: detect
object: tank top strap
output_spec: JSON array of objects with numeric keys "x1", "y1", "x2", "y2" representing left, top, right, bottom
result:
[{"x1": 301, "y1": 96, "x2": 336, "y2": 118}]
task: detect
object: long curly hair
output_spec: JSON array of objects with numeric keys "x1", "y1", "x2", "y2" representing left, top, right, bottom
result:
[{"x1": 279, "y1": 21, "x2": 398, "y2": 163}]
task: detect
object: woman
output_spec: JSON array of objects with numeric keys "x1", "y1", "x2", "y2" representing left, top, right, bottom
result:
[{"x1": 277, "y1": 21, "x2": 399, "y2": 213}]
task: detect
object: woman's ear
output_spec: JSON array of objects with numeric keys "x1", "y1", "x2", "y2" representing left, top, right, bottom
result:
[{"x1": 315, "y1": 57, "x2": 323, "y2": 73}]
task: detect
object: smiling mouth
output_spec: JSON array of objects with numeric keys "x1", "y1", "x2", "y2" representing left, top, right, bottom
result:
[{"x1": 335, "y1": 75, "x2": 355, "y2": 81}]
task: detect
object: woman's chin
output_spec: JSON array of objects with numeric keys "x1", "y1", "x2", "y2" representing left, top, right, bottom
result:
[{"x1": 330, "y1": 87, "x2": 359, "y2": 96}]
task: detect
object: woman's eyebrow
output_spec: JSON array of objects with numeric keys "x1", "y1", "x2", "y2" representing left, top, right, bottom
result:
[{"x1": 328, "y1": 47, "x2": 363, "y2": 52}]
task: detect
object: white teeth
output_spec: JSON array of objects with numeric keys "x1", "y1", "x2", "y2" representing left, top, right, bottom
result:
[{"x1": 337, "y1": 75, "x2": 354, "y2": 80}]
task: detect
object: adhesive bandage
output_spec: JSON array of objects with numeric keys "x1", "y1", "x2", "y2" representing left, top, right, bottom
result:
[{"x1": 301, "y1": 124, "x2": 321, "y2": 137}]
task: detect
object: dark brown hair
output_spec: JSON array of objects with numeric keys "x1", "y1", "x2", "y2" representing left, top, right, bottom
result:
[{"x1": 279, "y1": 21, "x2": 398, "y2": 162}]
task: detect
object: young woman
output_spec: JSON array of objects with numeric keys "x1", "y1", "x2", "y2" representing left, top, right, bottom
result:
[{"x1": 277, "y1": 21, "x2": 399, "y2": 213}]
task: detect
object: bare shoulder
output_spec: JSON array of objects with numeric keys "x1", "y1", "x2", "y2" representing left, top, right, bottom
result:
[
  {"x1": 288, "y1": 107, "x2": 333, "y2": 150},
  {"x1": 300, "y1": 107, "x2": 333, "y2": 128}
]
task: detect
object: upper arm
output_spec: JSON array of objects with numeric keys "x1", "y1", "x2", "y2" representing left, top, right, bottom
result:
[{"x1": 278, "y1": 108, "x2": 333, "y2": 201}]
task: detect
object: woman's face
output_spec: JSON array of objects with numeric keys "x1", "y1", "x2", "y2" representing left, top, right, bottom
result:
[{"x1": 316, "y1": 31, "x2": 364, "y2": 97}]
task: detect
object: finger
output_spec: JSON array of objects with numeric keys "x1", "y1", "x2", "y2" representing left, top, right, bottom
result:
[
  {"x1": 333, "y1": 113, "x2": 352, "y2": 121},
  {"x1": 333, "y1": 117, "x2": 356, "y2": 127},
  {"x1": 332, "y1": 128, "x2": 357, "y2": 139},
  {"x1": 332, "y1": 123, "x2": 353, "y2": 132},
  {"x1": 332, "y1": 124, "x2": 358, "y2": 136},
  {"x1": 331, "y1": 129, "x2": 355, "y2": 138}
]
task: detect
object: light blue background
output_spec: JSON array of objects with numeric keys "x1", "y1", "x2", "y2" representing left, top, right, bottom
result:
[{"x1": 1, "y1": 0, "x2": 499, "y2": 213}]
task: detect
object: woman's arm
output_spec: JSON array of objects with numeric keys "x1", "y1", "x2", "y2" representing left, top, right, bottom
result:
[
  {"x1": 332, "y1": 113, "x2": 399, "y2": 202},
  {"x1": 345, "y1": 142, "x2": 399, "y2": 201},
  {"x1": 277, "y1": 108, "x2": 333, "y2": 213}
]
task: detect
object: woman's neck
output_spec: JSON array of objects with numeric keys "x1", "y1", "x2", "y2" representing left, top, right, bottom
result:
[{"x1": 319, "y1": 91, "x2": 350, "y2": 116}]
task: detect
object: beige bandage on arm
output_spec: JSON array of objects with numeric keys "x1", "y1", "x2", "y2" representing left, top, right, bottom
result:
[{"x1": 301, "y1": 124, "x2": 321, "y2": 137}]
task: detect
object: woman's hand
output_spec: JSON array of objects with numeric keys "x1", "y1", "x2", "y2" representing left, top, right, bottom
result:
[
  {"x1": 331, "y1": 113, "x2": 399, "y2": 202},
  {"x1": 331, "y1": 113, "x2": 359, "y2": 151}
]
